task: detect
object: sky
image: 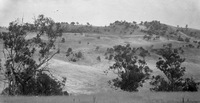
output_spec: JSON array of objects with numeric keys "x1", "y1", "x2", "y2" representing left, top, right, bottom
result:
[{"x1": 0, "y1": 0, "x2": 200, "y2": 29}]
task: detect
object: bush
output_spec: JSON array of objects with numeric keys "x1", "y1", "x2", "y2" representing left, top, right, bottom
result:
[
  {"x1": 95, "y1": 46, "x2": 100, "y2": 51},
  {"x1": 105, "y1": 44, "x2": 152, "y2": 91},
  {"x1": 186, "y1": 44, "x2": 195, "y2": 48},
  {"x1": 150, "y1": 45, "x2": 199, "y2": 91},
  {"x1": 67, "y1": 48, "x2": 72, "y2": 53},
  {"x1": 68, "y1": 51, "x2": 84, "y2": 62},
  {"x1": 76, "y1": 51, "x2": 83, "y2": 58},
  {"x1": 97, "y1": 56, "x2": 101, "y2": 61},
  {"x1": 66, "y1": 48, "x2": 73, "y2": 56},
  {"x1": 193, "y1": 41, "x2": 198, "y2": 44},
  {"x1": 2, "y1": 71, "x2": 67, "y2": 96},
  {"x1": 61, "y1": 38, "x2": 65, "y2": 43},
  {"x1": 177, "y1": 36, "x2": 184, "y2": 41},
  {"x1": 185, "y1": 37, "x2": 190, "y2": 43},
  {"x1": 35, "y1": 73, "x2": 67, "y2": 96}
]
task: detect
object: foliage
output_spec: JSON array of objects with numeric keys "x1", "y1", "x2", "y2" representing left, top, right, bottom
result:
[
  {"x1": 97, "y1": 56, "x2": 101, "y2": 61},
  {"x1": 0, "y1": 15, "x2": 67, "y2": 95},
  {"x1": 105, "y1": 44, "x2": 152, "y2": 91},
  {"x1": 66, "y1": 49, "x2": 84, "y2": 62},
  {"x1": 177, "y1": 36, "x2": 184, "y2": 41},
  {"x1": 66, "y1": 48, "x2": 73, "y2": 56},
  {"x1": 186, "y1": 44, "x2": 195, "y2": 48},
  {"x1": 150, "y1": 44, "x2": 199, "y2": 91},
  {"x1": 2, "y1": 73, "x2": 67, "y2": 96},
  {"x1": 185, "y1": 37, "x2": 190, "y2": 43},
  {"x1": 95, "y1": 46, "x2": 100, "y2": 51},
  {"x1": 143, "y1": 35, "x2": 152, "y2": 40},
  {"x1": 61, "y1": 38, "x2": 65, "y2": 43},
  {"x1": 76, "y1": 51, "x2": 83, "y2": 59},
  {"x1": 143, "y1": 20, "x2": 168, "y2": 36},
  {"x1": 70, "y1": 22, "x2": 75, "y2": 25}
]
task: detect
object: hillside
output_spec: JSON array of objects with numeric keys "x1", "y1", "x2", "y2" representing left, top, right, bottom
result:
[{"x1": 0, "y1": 21, "x2": 200, "y2": 95}]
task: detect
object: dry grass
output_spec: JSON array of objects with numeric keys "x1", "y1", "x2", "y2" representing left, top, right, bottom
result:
[
  {"x1": 1, "y1": 92, "x2": 200, "y2": 103},
  {"x1": 0, "y1": 31, "x2": 200, "y2": 103}
]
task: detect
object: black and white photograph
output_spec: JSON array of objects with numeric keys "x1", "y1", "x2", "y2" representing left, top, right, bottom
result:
[{"x1": 0, "y1": 0, "x2": 200, "y2": 103}]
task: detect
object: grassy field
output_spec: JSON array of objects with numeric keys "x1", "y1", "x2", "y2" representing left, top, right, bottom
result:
[
  {"x1": 1, "y1": 25, "x2": 200, "y2": 103},
  {"x1": 1, "y1": 92, "x2": 200, "y2": 103},
  {"x1": 1, "y1": 31, "x2": 200, "y2": 93}
]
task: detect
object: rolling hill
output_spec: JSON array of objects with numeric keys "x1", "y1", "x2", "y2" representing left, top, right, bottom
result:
[{"x1": 0, "y1": 21, "x2": 200, "y2": 95}]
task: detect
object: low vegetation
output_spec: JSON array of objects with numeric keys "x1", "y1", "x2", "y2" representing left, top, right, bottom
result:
[
  {"x1": 61, "y1": 38, "x2": 65, "y2": 43},
  {"x1": 66, "y1": 48, "x2": 84, "y2": 62}
]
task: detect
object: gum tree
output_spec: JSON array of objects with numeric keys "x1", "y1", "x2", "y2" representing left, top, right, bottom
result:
[
  {"x1": 105, "y1": 44, "x2": 152, "y2": 91},
  {"x1": 0, "y1": 15, "x2": 67, "y2": 95},
  {"x1": 150, "y1": 44, "x2": 199, "y2": 91}
]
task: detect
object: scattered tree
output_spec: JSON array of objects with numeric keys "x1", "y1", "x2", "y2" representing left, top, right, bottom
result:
[
  {"x1": 177, "y1": 36, "x2": 184, "y2": 41},
  {"x1": 87, "y1": 22, "x2": 90, "y2": 26},
  {"x1": 185, "y1": 24, "x2": 188, "y2": 30},
  {"x1": 150, "y1": 45, "x2": 199, "y2": 91},
  {"x1": 95, "y1": 46, "x2": 100, "y2": 51},
  {"x1": 140, "y1": 21, "x2": 143, "y2": 25},
  {"x1": 76, "y1": 51, "x2": 83, "y2": 59},
  {"x1": 70, "y1": 22, "x2": 75, "y2": 25},
  {"x1": 67, "y1": 50, "x2": 84, "y2": 62},
  {"x1": 105, "y1": 44, "x2": 152, "y2": 91},
  {"x1": 66, "y1": 48, "x2": 73, "y2": 57},
  {"x1": 61, "y1": 38, "x2": 65, "y2": 43},
  {"x1": 185, "y1": 37, "x2": 190, "y2": 43},
  {"x1": 97, "y1": 56, "x2": 101, "y2": 61}
]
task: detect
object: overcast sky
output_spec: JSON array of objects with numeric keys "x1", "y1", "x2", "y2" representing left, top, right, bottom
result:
[{"x1": 0, "y1": 0, "x2": 200, "y2": 29}]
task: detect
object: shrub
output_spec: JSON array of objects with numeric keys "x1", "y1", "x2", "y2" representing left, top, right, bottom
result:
[
  {"x1": 95, "y1": 46, "x2": 100, "y2": 51},
  {"x1": 68, "y1": 51, "x2": 84, "y2": 62},
  {"x1": 185, "y1": 37, "x2": 190, "y2": 43},
  {"x1": 1, "y1": 72, "x2": 67, "y2": 96},
  {"x1": 66, "y1": 48, "x2": 73, "y2": 56},
  {"x1": 67, "y1": 48, "x2": 72, "y2": 53},
  {"x1": 193, "y1": 41, "x2": 198, "y2": 44},
  {"x1": 186, "y1": 44, "x2": 195, "y2": 48},
  {"x1": 97, "y1": 56, "x2": 101, "y2": 61},
  {"x1": 61, "y1": 38, "x2": 65, "y2": 43},
  {"x1": 177, "y1": 36, "x2": 184, "y2": 41},
  {"x1": 76, "y1": 51, "x2": 83, "y2": 58}
]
